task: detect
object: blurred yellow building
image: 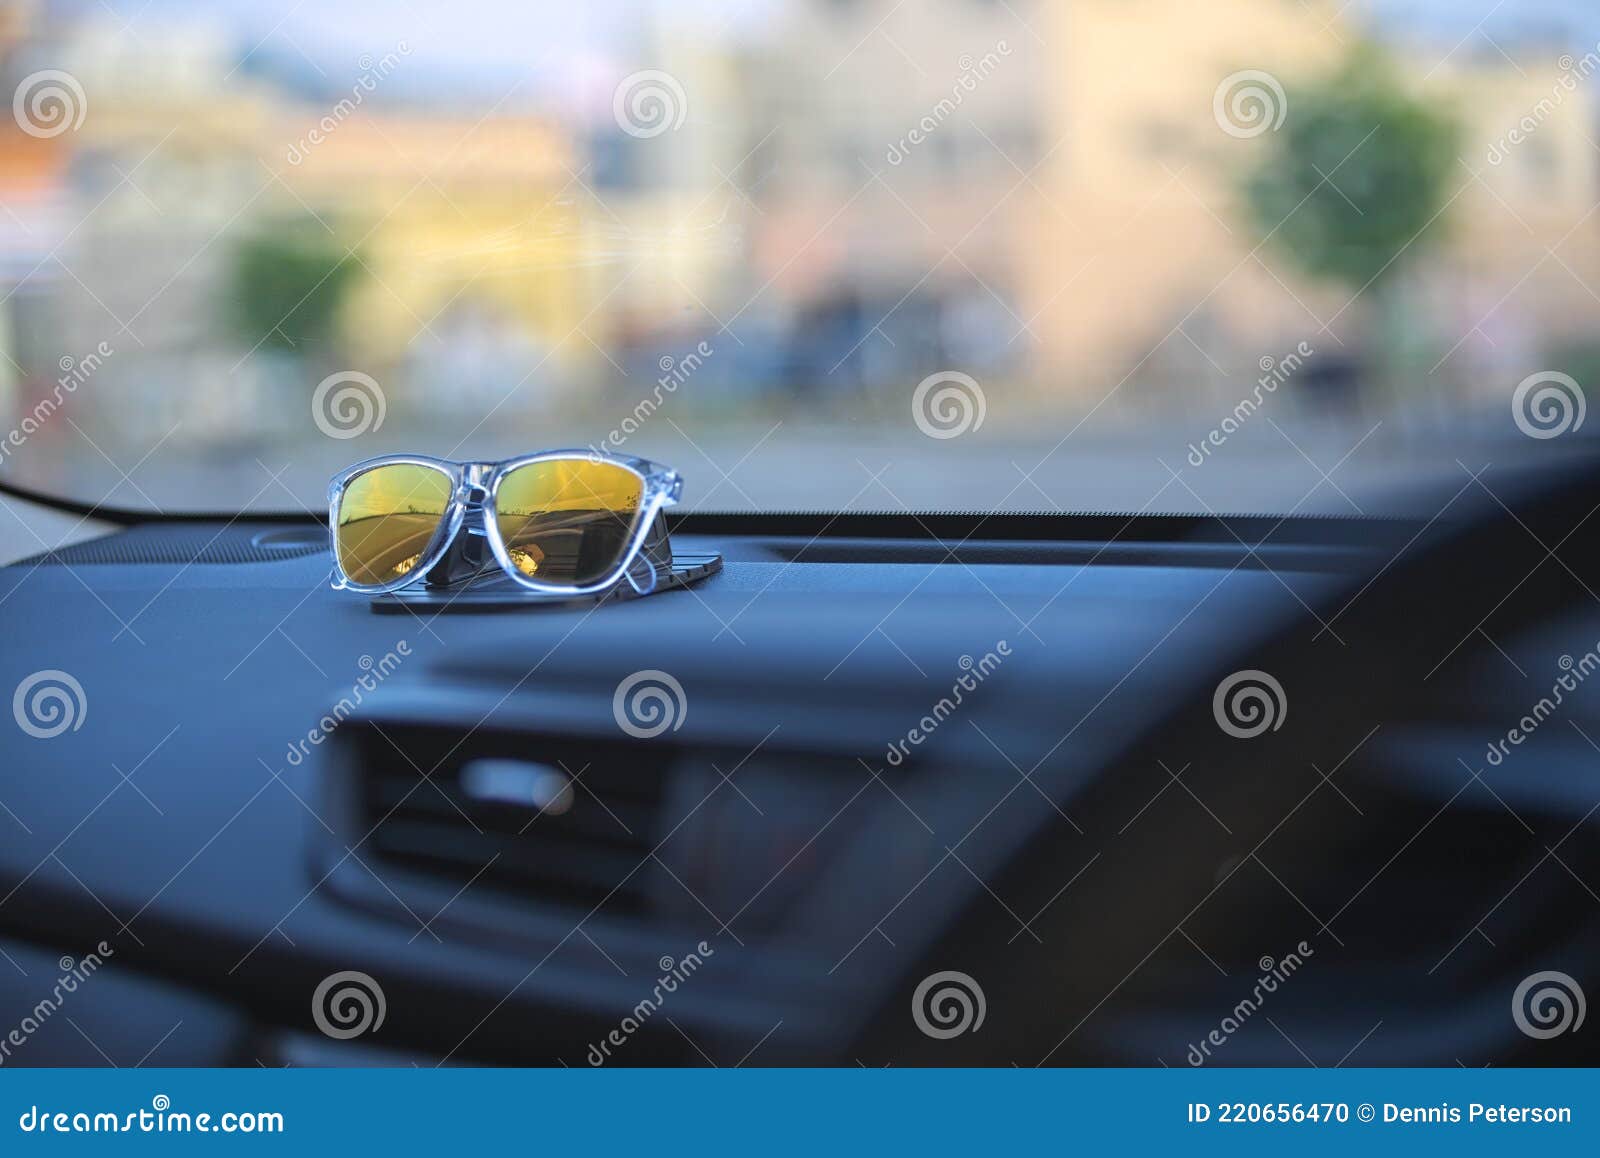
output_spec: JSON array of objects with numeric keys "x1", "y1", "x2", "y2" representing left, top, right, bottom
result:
[
  {"x1": 275, "y1": 115, "x2": 586, "y2": 368},
  {"x1": 1025, "y1": 0, "x2": 1348, "y2": 397},
  {"x1": 275, "y1": 105, "x2": 745, "y2": 383},
  {"x1": 1023, "y1": 0, "x2": 1599, "y2": 406}
]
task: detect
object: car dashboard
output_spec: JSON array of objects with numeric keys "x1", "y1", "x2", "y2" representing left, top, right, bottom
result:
[{"x1": 1, "y1": 476, "x2": 1597, "y2": 1068}]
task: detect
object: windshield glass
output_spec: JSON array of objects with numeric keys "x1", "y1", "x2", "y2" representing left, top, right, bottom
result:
[{"x1": 0, "y1": 0, "x2": 1594, "y2": 514}]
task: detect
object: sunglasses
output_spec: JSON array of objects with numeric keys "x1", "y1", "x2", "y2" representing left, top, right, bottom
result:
[{"x1": 327, "y1": 451, "x2": 706, "y2": 601}]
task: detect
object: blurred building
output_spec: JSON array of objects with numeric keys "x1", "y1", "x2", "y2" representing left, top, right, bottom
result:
[
  {"x1": 1426, "y1": 51, "x2": 1600, "y2": 407},
  {"x1": 733, "y1": 0, "x2": 1045, "y2": 393},
  {"x1": 1025, "y1": 0, "x2": 1600, "y2": 415},
  {"x1": 0, "y1": 0, "x2": 71, "y2": 426},
  {"x1": 277, "y1": 114, "x2": 585, "y2": 405},
  {"x1": 3, "y1": 0, "x2": 1597, "y2": 460},
  {"x1": 19, "y1": 9, "x2": 289, "y2": 445},
  {"x1": 1026, "y1": 0, "x2": 1348, "y2": 408},
  {"x1": 0, "y1": 126, "x2": 66, "y2": 398}
]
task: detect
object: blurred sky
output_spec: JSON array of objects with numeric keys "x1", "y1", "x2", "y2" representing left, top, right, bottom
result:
[
  {"x1": 1368, "y1": 0, "x2": 1600, "y2": 43},
  {"x1": 83, "y1": 0, "x2": 1600, "y2": 83},
  {"x1": 82, "y1": 0, "x2": 783, "y2": 79},
  {"x1": 44, "y1": 0, "x2": 1600, "y2": 132}
]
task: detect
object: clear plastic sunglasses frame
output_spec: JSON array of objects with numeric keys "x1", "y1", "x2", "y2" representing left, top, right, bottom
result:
[{"x1": 327, "y1": 450, "x2": 683, "y2": 598}]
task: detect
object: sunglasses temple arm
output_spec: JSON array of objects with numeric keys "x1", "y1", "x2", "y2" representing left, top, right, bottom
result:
[
  {"x1": 619, "y1": 510, "x2": 673, "y2": 596},
  {"x1": 641, "y1": 509, "x2": 674, "y2": 578}
]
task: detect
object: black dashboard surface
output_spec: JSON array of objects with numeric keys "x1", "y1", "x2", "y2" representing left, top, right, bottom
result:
[{"x1": 0, "y1": 495, "x2": 1596, "y2": 1067}]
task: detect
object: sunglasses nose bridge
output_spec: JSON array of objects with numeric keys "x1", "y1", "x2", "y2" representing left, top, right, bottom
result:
[{"x1": 458, "y1": 463, "x2": 495, "y2": 505}]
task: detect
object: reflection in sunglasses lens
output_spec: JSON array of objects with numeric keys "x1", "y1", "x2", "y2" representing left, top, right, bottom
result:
[
  {"x1": 335, "y1": 463, "x2": 454, "y2": 587},
  {"x1": 493, "y1": 459, "x2": 643, "y2": 587}
]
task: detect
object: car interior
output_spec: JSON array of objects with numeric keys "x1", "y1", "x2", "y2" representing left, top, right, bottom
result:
[
  {"x1": 0, "y1": 0, "x2": 1597, "y2": 1075},
  {"x1": 2, "y1": 445, "x2": 1597, "y2": 1066}
]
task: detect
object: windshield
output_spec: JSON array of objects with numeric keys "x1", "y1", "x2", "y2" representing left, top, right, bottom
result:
[{"x1": 0, "y1": 0, "x2": 1594, "y2": 515}]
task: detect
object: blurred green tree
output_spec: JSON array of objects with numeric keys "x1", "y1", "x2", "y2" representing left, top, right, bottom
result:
[
  {"x1": 225, "y1": 223, "x2": 361, "y2": 358},
  {"x1": 1243, "y1": 44, "x2": 1459, "y2": 394}
]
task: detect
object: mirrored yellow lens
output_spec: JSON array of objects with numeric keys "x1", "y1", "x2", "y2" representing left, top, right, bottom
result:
[
  {"x1": 494, "y1": 459, "x2": 643, "y2": 587},
  {"x1": 335, "y1": 463, "x2": 454, "y2": 587}
]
